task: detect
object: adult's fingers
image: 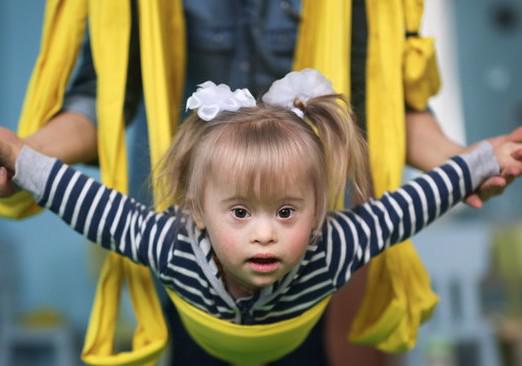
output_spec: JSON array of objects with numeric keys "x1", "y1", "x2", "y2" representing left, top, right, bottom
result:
[
  {"x1": 465, "y1": 175, "x2": 507, "y2": 208},
  {"x1": 0, "y1": 166, "x2": 16, "y2": 197},
  {"x1": 506, "y1": 126, "x2": 522, "y2": 142}
]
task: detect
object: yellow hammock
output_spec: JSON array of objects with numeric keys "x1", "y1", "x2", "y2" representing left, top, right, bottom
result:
[{"x1": 0, "y1": 0, "x2": 441, "y2": 363}]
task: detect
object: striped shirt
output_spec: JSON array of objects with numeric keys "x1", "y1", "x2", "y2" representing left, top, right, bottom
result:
[{"x1": 14, "y1": 144, "x2": 498, "y2": 325}]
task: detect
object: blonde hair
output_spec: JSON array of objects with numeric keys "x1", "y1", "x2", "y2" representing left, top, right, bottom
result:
[{"x1": 156, "y1": 94, "x2": 369, "y2": 229}]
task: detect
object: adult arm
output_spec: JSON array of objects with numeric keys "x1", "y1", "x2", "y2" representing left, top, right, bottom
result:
[
  {"x1": 405, "y1": 110, "x2": 462, "y2": 171},
  {"x1": 24, "y1": 111, "x2": 98, "y2": 164},
  {"x1": 0, "y1": 112, "x2": 98, "y2": 198}
]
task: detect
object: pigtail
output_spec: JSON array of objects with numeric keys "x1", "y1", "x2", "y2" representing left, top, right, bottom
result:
[
  {"x1": 154, "y1": 113, "x2": 206, "y2": 211},
  {"x1": 299, "y1": 95, "x2": 370, "y2": 208}
]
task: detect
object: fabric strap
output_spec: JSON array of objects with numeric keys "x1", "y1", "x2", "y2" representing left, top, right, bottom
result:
[
  {"x1": 0, "y1": 0, "x2": 87, "y2": 218},
  {"x1": 349, "y1": 0, "x2": 439, "y2": 352},
  {"x1": 138, "y1": 0, "x2": 186, "y2": 210},
  {"x1": 293, "y1": 0, "x2": 439, "y2": 353},
  {"x1": 403, "y1": 0, "x2": 441, "y2": 110},
  {"x1": 81, "y1": 1, "x2": 166, "y2": 365},
  {"x1": 81, "y1": 0, "x2": 186, "y2": 365}
]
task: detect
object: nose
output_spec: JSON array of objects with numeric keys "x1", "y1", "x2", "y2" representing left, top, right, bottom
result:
[{"x1": 250, "y1": 216, "x2": 277, "y2": 245}]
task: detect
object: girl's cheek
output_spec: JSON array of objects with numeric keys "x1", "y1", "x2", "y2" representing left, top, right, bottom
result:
[
  {"x1": 211, "y1": 227, "x2": 238, "y2": 251},
  {"x1": 289, "y1": 218, "x2": 316, "y2": 247},
  {"x1": 287, "y1": 227, "x2": 312, "y2": 251}
]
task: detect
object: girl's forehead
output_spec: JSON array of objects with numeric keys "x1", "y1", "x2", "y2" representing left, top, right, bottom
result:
[
  {"x1": 199, "y1": 121, "x2": 324, "y2": 204},
  {"x1": 208, "y1": 159, "x2": 314, "y2": 202}
]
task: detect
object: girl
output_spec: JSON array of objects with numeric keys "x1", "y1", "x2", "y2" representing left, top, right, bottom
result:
[{"x1": 1, "y1": 69, "x2": 521, "y2": 364}]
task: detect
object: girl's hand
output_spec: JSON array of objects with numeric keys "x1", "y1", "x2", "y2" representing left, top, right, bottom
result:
[
  {"x1": 0, "y1": 127, "x2": 23, "y2": 197},
  {"x1": 465, "y1": 127, "x2": 522, "y2": 208},
  {"x1": 495, "y1": 141, "x2": 522, "y2": 176}
]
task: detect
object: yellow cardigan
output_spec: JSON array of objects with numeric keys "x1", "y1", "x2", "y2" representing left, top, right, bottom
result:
[{"x1": 0, "y1": 0, "x2": 441, "y2": 364}]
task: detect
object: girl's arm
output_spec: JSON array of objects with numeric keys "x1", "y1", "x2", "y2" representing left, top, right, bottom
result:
[
  {"x1": 5, "y1": 139, "x2": 179, "y2": 273},
  {"x1": 326, "y1": 141, "x2": 522, "y2": 287},
  {"x1": 406, "y1": 114, "x2": 522, "y2": 208}
]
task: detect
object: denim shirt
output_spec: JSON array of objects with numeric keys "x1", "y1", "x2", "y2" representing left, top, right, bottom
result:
[
  {"x1": 64, "y1": 0, "x2": 367, "y2": 124},
  {"x1": 185, "y1": 0, "x2": 300, "y2": 97}
]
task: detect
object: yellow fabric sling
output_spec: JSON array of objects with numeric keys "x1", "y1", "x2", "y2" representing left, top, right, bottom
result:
[
  {"x1": 168, "y1": 290, "x2": 331, "y2": 365},
  {"x1": 349, "y1": 0, "x2": 439, "y2": 352},
  {"x1": 294, "y1": 0, "x2": 439, "y2": 353},
  {"x1": 80, "y1": 0, "x2": 165, "y2": 365},
  {"x1": 293, "y1": 0, "x2": 351, "y2": 98},
  {"x1": 0, "y1": 0, "x2": 87, "y2": 219},
  {"x1": 81, "y1": 1, "x2": 186, "y2": 365},
  {"x1": 403, "y1": 0, "x2": 441, "y2": 111}
]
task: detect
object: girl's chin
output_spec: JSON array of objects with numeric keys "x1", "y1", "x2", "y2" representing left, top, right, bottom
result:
[{"x1": 225, "y1": 267, "x2": 288, "y2": 297}]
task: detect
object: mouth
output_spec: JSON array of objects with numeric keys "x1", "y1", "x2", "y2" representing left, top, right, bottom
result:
[{"x1": 247, "y1": 255, "x2": 281, "y2": 273}]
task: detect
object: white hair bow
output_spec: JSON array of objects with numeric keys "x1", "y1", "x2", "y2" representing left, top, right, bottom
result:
[
  {"x1": 262, "y1": 68, "x2": 335, "y2": 118},
  {"x1": 186, "y1": 69, "x2": 335, "y2": 121},
  {"x1": 186, "y1": 81, "x2": 256, "y2": 121}
]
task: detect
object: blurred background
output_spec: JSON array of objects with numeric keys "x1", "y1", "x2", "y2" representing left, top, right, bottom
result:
[{"x1": 0, "y1": 1, "x2": 521, "y2": 365}]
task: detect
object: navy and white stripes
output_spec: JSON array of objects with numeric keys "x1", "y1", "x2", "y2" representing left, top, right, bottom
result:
[
  {"x1": 323, "y1": 156, "x2": 472, "y2": 289},
  {"x1": 39, "y1": 162, "x2": 177, "y2": 270},
  {"x1": 21, "y1": 149, "x2": 482, "y2": 325}
]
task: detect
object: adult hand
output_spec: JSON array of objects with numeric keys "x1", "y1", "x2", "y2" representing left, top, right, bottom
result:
[
  {"x1": 0, "y1": 127, "x2": 23, "y2": 197},
  {"x1": 0, "y1": 111, "x2": 97, "y2": 199}
]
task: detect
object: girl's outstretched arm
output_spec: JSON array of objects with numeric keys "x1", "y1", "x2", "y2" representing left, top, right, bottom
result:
[
  {"x1": 0, "y1": 127, "x2": 178, "y2": 273},
  {"x1": 326, "y1": 140, "x2": 522, "y2": 288},
  {"x1": 406, "y1": 113, "x2": 522, "y2": 208}
]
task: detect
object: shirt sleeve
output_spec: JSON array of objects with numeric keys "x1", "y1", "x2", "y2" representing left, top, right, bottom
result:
[
  {"x1": 13, "y1": 146, "x2": 178, "y2": 274},
  {"x1": 325, "y1": 142, "x2": 500, "y2": 288}
]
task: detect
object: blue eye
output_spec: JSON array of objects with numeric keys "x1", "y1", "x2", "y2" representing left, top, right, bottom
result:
[
  {"x1": 232, "y1": 208, "x2": 249, "y2": 219},
  {"x1": 278, "y1": 207, "x2": 294, "y2": 218}
]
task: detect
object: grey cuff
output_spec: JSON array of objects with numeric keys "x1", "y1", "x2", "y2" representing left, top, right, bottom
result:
[
  {"x1": 62, "y1": 94, "x2": 97, "y2": 126},
  {"x1": 13, "y1": 146, "x2": 57, "y2": 201},
  {"x1": 460, "y1": 142, "x2": 500, "y2": 190}
]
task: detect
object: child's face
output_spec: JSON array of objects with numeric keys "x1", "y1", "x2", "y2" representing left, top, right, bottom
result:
[{"x1": 195, "y1": 172, "x2": 317, "y2": 299}]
